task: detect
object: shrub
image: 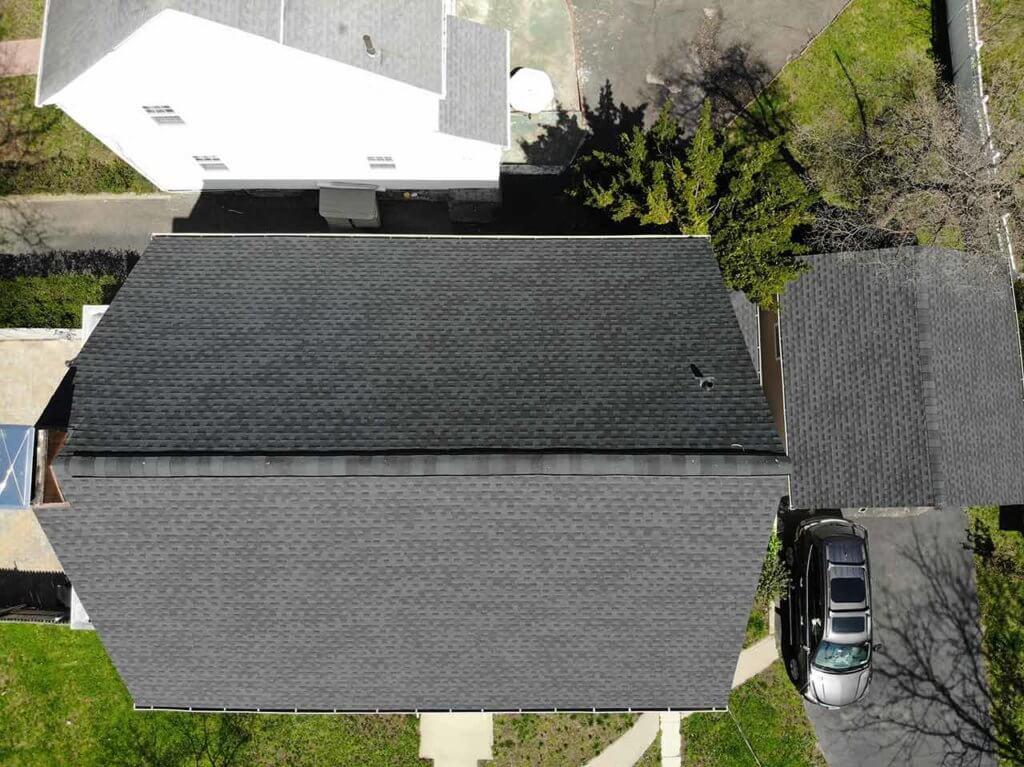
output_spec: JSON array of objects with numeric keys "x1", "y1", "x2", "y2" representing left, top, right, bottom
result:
[
  {"x1": 0, "y1": 273, "x2": 121, "y2": 328},
  {"x1": 0, "y1": 249, "x2": 138, "y2": 280},
  {"x1": 755, "y1": 530, "x2": 790, "y2": 607}
]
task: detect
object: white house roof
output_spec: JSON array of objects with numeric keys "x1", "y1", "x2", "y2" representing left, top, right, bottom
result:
[{"x1": 38, "y1": 1, "x2": 509, "y2": 144}]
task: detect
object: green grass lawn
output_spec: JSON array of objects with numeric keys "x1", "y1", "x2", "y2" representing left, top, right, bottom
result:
[
  {"x1": 979, "y1": 0, "x2": 1024, "y2": 130},
  {"x1": 0, "y1": 76, "x2": 153, "y2": 195},
  {"x1": 0, "y1": 0, "x2": 44, "y2": 40},
  {"x1": 491, "y1": 712, "x2": 638, "y2": 766},
  {"x1": 743, "y1": 603, "x2": 769, "y2": 648},
  {"x1": 966, "y1": 507, "x2": 1024, "y2": 767},
  {"x1": 636, "y1": 736, "x2": 661, "y2": 766},
  {"x1": 770, "y1": 0, "x2": 934, "y2": 131},
  {"x1": 978, "y1": 0, "x2": 1024, "y2": 243},
  {"x1": 0, "y1": 623, "x2": 427, "y2": 767},
  {"x1": 0, "y1": 623, "x2": 647, "y2": 767},
  {"x1": 684, "y1": 662, "x2": 826, "y2": 767},
  {"x1": 732, "y1": 0, "x2": 936, "y2": 207}
]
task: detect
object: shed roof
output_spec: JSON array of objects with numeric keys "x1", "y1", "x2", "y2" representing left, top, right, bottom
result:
[{"x1": 781, "y1": 247, "x2": 1024, "y2": 509}]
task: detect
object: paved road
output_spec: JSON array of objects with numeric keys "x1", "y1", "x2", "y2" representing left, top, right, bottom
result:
[
  {"x1": 805, "y1": 508, "x2": 997, "y2": 767},
  {"x1": 0, "y1": 192, "x2": 334, "y2": 254},
  {"x1": 569, "y1": 0, "x2": 850, "y2": 120}
]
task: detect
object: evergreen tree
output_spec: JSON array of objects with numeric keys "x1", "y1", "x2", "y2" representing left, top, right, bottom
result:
[{"x1": 572, "y1": 100, "x2": 815, "y2": 307}]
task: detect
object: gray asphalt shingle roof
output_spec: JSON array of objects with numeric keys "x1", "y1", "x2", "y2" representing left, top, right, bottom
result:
[
  {"x1": 66, "y1": 235, "x2": 784, "y2": 456},
  {"x1": 37, "y1": 472, "x2": 787, "y2": 711},
  {"x1": 39, "y1": 233, "x2": 787, "y2": 711},
  {"x1": 439, "y1": 17, "x2": 510, "y2": 145},
  {"x1": 730, "y1": 291, "x2": 760, "y2": 380},
  {"x1": 781, "y1": 247, "x2": 1024, "y2": 509},
  {"x1": 38, "y1": 2, "x2": 508, "y2": 143},
  {"x1": 39, "y1": 1, "x2": 441, "y2": 100}
]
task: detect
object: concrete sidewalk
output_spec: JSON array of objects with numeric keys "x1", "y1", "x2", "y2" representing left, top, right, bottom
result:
[
  {"x1": 732, "y1": 636, "x2": 778, "y2": 688},
  {"x1": 0, "y1": 39, "x2": 40, "y2": 77},
  {"x1": 419, "y1": 713, "x2": 493, "y2": 767},
  {"x1": 582, "y1": 712, "x2": 660, "y2": 767},
  {"x1": 578, "y1": 639, "x2": 780, "y2": 767}
]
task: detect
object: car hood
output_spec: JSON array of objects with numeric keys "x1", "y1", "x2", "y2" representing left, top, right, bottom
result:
[{"x1": 808, "y1": 667, "x2": 871, "y2": 707}]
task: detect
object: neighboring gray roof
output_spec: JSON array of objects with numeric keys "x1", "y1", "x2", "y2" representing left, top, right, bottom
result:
[
  {"x1": 440, "y1": 17, "x2": 509, "y2": 145},
  {"x1": 66, "y1": 235, "x2": 783, "y2": 456},
  {"x1": 282, "y1": 0, "x2": 443, "y2": 93},
  {"x1": 39, "y1": 1, "x2": 466, "y2": 103},
  {"x1": 38, "y1": 1, "x2": 280, "y2": 103},
  {"x1": 730, "y1": 291, "x2": 760, "y2": 380},
  {"x1": 38, "y1": 472, "x2": 787, "y2": 711},
  {"x1": 781, "y1": 247, "x2": 1024, "y2": 509}
]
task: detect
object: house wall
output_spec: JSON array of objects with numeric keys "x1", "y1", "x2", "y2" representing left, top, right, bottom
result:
[{"x1": 44, "y1": 10, "x2": 502, "y2": 192}]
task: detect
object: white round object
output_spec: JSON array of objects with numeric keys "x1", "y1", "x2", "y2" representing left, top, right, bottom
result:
[{"x1": 509, "y1": 68, "x2": 555, "y2": 113}]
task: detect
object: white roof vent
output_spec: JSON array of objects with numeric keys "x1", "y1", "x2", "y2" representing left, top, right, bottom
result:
[{"x1": 509, "y1": 67, "x2": 554, "y2": 114}]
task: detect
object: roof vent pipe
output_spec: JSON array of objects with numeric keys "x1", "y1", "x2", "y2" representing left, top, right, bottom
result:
[
  {"x1": 363, "y1": 35, "x2": 378, "y2": 58},
  {"x1": 689, "y1": 364, "x2": 716, "y2": 392}
]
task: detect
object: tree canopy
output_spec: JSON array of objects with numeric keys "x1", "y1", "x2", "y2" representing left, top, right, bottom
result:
[{"x1": 572, "y1": 101, "x2": 815, "y2": 307}]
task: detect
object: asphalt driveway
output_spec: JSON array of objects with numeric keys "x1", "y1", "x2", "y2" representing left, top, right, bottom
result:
[
  {"x1": 804, "y1": 508, "x2": 997, "y2": 767},
  {"x1": 569, "y1": 0, "x2": 851, "y2": 115}
]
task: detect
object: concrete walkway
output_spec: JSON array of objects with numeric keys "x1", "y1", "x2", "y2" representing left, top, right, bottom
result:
[
  {"x1": 732, "y1": 636, "x2": 778, "y2": 688},
  {"x1": 582, "y1": 712, "x2": 660, "y2": 767},
  {"x1": 659, "y1": 712, "x2": 682, "y2": 767},
  {"x1": 419, "y1": 713, "x2": 493, "y2": 767},
  {"x1": 576, "y1": 638, "x2": 780, "y2": 767},
  {"x1": 0, "y1": 39, "x2": 40, "y2": 77}
]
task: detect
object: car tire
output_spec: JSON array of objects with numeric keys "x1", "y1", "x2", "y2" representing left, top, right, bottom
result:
[
  {"x1": 785, "y1": 545, "x2": 795, "y2": 568},
  {"x1": 788, "y1": 657, "x2": 799, "y2": 682}
]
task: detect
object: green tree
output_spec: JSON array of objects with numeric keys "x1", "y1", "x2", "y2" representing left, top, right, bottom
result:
[
  {"x1": 572, "y1": 101, "x2": 814, "y2": 307},
  {"x1": 712, "y1": 137, "x2": 814, "y2": 307}
]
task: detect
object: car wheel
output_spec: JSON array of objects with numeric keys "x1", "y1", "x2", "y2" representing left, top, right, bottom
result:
[
  {"x1": 784, "y1": 545, "x2": 795, "y2": 567},
  {"x1": 788, "y1": 657, "x2": 799, "y2": 682}
]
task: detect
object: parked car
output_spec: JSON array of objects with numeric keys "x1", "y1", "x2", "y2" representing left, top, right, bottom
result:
[{"x1": 783, "y1": 517, "x2": 873, "y2": 708}]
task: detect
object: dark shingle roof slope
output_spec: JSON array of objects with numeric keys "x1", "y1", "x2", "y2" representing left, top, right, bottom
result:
[
  {"x1": 37, "y1": 472, "x2": 787, "y2": 711},
  {"x1": 67, "y1": 235, "x2": 782, "y2": 456},
  {"x1": 730, "y1": 292, "x2": 760, "y2": 380},
  {"x1": 782, "y1": 247, "x2": 1024, "y2": 509},
  {"x1": 39, "y1": 1, "x2": 473, "y2": 104}
]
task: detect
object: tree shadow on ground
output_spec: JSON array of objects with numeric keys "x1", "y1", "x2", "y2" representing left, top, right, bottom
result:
[
  {"x1": 804, "y1": 519, "x2": 1017, "y2": 767},
  {"x1": 0, "y1": 75, "x2": 59, "y2": 251},
  {"x1": 485, "y1": 81, "x2": 646, "y2": 235},
  {"x1": 638, "y1": 11, "x2": 805, "y2": 179},
  {"x1": 851, "y1": 525, "x2": 998, "y2": 766}
]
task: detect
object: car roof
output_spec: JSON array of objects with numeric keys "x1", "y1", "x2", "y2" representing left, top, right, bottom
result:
[{"x1": 825, "y1": 536, "x2": 866, "y2": 565}]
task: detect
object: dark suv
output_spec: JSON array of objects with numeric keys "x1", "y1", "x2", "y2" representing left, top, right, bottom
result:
[{"x1": 783, "y1": 517, "x2": 873, "y2": 708}]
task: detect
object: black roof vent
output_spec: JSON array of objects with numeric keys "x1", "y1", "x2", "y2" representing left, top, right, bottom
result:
[
  {"x1": 690, "y1": 364, "x2": 716, "y2": 391},
  {"x1": 362, "y1": 35, "x2": 378, "y2": 58}
]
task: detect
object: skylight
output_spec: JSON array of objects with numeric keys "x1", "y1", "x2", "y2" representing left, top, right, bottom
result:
[{"x1": 0, "y1": 425, "x2": 34, "y2": 509}]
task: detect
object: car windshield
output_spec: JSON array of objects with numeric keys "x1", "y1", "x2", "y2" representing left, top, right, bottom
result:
[{"x1": 813, "y1": 641, "x2": 870, "y2": 671}]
